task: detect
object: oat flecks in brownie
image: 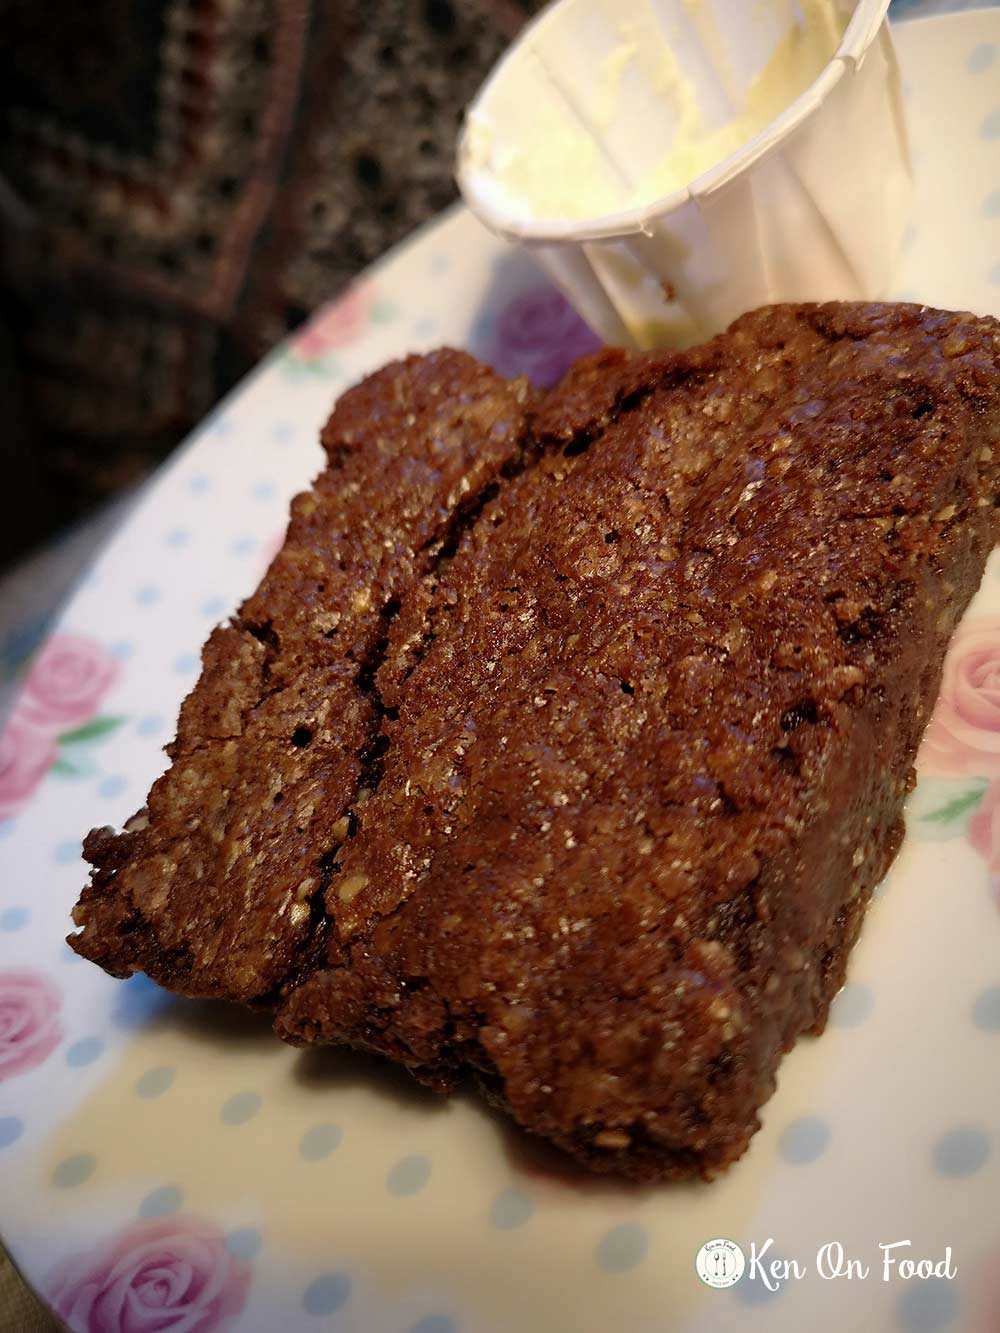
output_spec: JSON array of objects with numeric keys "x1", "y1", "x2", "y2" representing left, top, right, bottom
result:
[
  {"x1": 71, "y1": 350, "x2": 535, "y2": 1000},
  {"x1": 71, "y1": 305, "x2": 1000, "y2": 1181}
]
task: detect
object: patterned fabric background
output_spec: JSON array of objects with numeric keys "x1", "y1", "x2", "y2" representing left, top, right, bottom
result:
[{"x1": 0, "y1": 0, "x2": 545, "y2": 559}]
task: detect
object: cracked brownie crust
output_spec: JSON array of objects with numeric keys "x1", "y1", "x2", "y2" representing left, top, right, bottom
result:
[{"x1": 72, "y1": 304, "x2": 1000, "y2": 1180}]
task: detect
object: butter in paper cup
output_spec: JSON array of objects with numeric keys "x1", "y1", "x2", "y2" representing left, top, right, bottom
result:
[{"x1": 456, "y1": 0, "x2": 911, "y2": 348}]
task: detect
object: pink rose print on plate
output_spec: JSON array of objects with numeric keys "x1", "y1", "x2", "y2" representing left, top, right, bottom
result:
[
  {"x1": 0, "y1": 968, "x2": 62, "y2": 1082},
  {"x1": 259, "y1": 526, "x2": 287, "y2": 577},
  {"x1": 18, "y1": 634, "x2": 120, "y2": 732},
  {"x1": 0, "y1": 715, "x2": 58, "y2": 821},
  {"x1": 491, "y1": 285, "x2": 602, "y2": 388},
  {"x1": 47, "y1": 1215, "x2": 252, "y2": 1333},
  {"x1": 294, "y1": 282, "x2": 373, "y2": 360},
  {"x1": 974, "y1": 1249, "x2": 1000, "y2": 1333},
  {"x1": 920, "y1": 618, "x2": 1000, "y2": 778}
]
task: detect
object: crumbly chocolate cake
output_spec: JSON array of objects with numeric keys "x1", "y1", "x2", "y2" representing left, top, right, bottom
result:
[{"x1": 72, "y1": 303, "x2": 1000, "y2": 1181}]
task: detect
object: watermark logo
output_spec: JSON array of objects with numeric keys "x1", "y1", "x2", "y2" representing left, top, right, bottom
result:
[
  {"x1": 695, "y1": 1238, "x2": 746, "y2": 1289},
  {"x1": 694, "y1": 1237, "x2": 957, "y2": 1294}
]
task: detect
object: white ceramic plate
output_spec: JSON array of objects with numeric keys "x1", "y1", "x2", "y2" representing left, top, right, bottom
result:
[{"x1": 3, "y1": 12, "x2": 1000, "y2": 1333}]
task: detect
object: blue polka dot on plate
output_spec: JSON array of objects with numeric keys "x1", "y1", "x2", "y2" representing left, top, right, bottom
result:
[
  {"x1": 135, "y1": 1066, "x2": 175, "y2": 1099},
  {"x1": 165, "y1": 527, "x2": 190, "y2": 548},
  {"x1": 490, "y1": 1189, "x2": 536, "y2": 1226},
  {"x1": 272, "y1": 422, "x2": 295, "y2": 444},
  {"x1": 135, "y1": 584, "x2": 161, "y2": 607},
  {"x1": 0, "y1": 820, "x2": 15, "y2": 841},
  {"x1": 111, "y1": 973, "x2": 170, "y2": 1030},
  {"x1": 409, "y1": 1317, "x2": 456, "y2": 1333},
  {"x1": 0, "y1": 1117, "x2": 23, "y2": 1150},
  {"x1": 302, "y1": 1272, "x2": 351, "y2": 1317},
  {"x1": 0, "y1": 907, "x2": 28, "y2": 932},
  {"x1": 897, "y1": 1277, "x2": 959, "y2": 1331},
  {"x1": 211, "y1": 415, "x2": 234, "y2": 437},
  {"x1": 201, "y1": 596, "x2": 228, "y2": 619},
  {"x1": 54, "y1": 839, "x2": 81, "y2": 865},
  {"x1": 735, "y1": 1259, "x2": 787, "y2": 1306},
  {"x1": 221, "y1": 1091, "x2": 262, "y2": 1126},
  {"x1": 174, "y1": 653, "x2": 199, "y2": 674},
  {"x1": 933, "y1": 1126, "x2": 991, "y2": 1177},
  {"x1": 110, "y1": 640, "x2": 134, "y2": 660},
  {"x1": 231, "y1": 535, "x2": 258, "y2": 557},
  {"x1": 299, "y1": 1123, "x2": 342, "y2": 1162},
  {"x1": 779, "y1": 1116, "x2": 830, "y2": 1165},
  {"x1": 387, "y1": 1154, "x2": 432, "y2": 1196},
  {"x1": 53, "y1": 1153, "x2": 96, "y2": 1188},
  {"x1": 489, "y1": 1187, "x2": 534, "y2": 1231},
  {"x1": 139, "y1": 1185, "x2": 182, "y2": 1219},
  {"x1": 188, "y1": 473, "x2": 211, "y2": 495},
  {"x1": 596, "y1": 1222, "x2": 648, "y2": 1273},
  {"x1": 968, "y1": 42, "x2": 996, "y2": 74},
  {"x1": 830, "y1": 982, "x2": 874, "y2": 1028},
  {"x1": 981, "y1": 109, "x2": 1000, "y2": 139},
  {"x1": 972, "y1": 986, "x2": 1000, "y2": 1031},
  {"x1": 136, "y1": 714, "x2": 164, "y2": 737},
  {"x1": 226, "y1": 1228, "x2": 262, "y2": 1262},
  {"x1": 984, "y1": 190, "x2": 1000, "y2": 219},
  {"x1": 98, "y1": 775, "x2": 128, "y2": 800},
  {"x1": 252, "y1": 480, "x2": 276, "y2": 502},
  {"x1": 66, "y1": 1037, "x2": 104, "y2": 1068},
  {"x1": 412, "y1": 316, "x2": 438, "y2": 340}
]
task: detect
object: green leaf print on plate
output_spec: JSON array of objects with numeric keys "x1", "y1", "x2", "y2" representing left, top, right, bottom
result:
[
  {"x1": 907, "y1": 775, "x2": 989, "y2": 839},
  {"x1": 58, "y1": 717, "x2": 124, "y2": 746}
]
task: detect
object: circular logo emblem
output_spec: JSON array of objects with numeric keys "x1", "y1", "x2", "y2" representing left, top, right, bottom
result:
[{"x1": 695, "y1": 1238, "x2": 746, "y2": 1289}]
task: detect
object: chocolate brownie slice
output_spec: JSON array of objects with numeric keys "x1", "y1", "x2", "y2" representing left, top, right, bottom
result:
[
  {"x1": 72, "y1": 304, "x2": 1000, "y2": 1180},
  {"x1": 73, "y1": 350, "x2": 536, "y2": 1000}
]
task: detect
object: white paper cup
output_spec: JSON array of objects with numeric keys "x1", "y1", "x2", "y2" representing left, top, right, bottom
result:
[{"x1": 456, "y1": 0, "x2": 911, "y2": 348}]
